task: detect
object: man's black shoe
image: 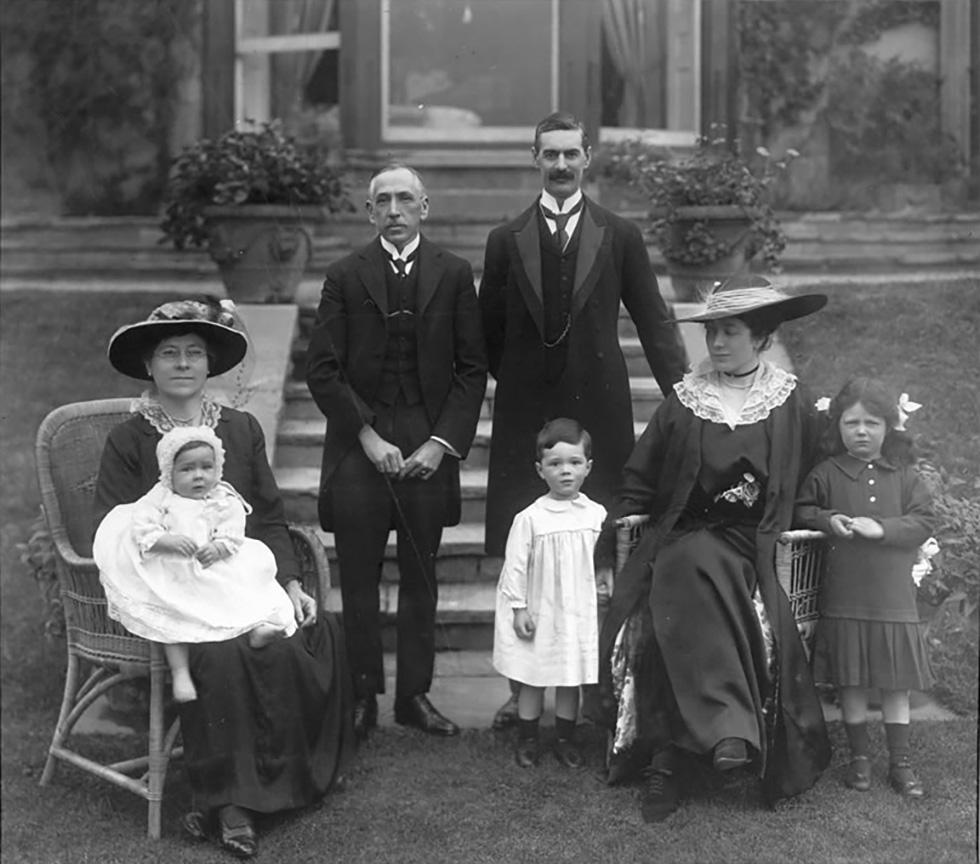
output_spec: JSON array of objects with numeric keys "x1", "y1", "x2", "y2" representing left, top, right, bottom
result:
[
  {"x1": 394, "y1": 694, "x2": 460, "y2": 736},
  {"x1": 352, "y1": 695, "x2": 378, "y2": 742}
]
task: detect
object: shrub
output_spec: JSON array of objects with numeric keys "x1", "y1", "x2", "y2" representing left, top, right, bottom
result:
[
  {"x1": 160, "y1": 120, "x2": 354, "y2": 251},
  {"x1": 593, "y1": 127, "x2": 794, "y2": 268}
]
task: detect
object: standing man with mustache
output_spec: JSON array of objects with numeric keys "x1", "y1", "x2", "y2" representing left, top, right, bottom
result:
[
  {"x1": 479, "y1": 112, "x2": 688, "y2": 729},
  {"x1": 307, "y1": 164, "x2": 487, "y2": 740}
]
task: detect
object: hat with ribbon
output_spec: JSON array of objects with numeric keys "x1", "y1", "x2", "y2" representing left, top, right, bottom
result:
[
  {"x1": 672, "y1": 275, "x2": 827, "y2": 324},
  {"x1": 107, "y1": 297, "x2": 249, "y2": 380}
]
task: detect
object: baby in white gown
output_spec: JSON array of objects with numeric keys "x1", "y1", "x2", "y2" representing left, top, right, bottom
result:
[{"x1": 94, "y1": 425, "x2": 297, "y2": 702}]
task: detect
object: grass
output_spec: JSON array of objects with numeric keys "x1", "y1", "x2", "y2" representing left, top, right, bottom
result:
[{"x1": 2, "y1": 286, "x2": 978, "y2": 863}]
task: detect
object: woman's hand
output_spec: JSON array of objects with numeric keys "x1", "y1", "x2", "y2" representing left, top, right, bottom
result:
[
  {"x1": 150, "y1": 533, "x2": 198, "y2": 556},
  {"x1": 829, "y1": 513, "x2": 854, "y2": 538},
  {"x1": 849, "y1": 516, "x2": 884, "y2": 540},
  {"x1": 285, "y1": 580, "x2": 318, "y2": 628},
  {"x1": 513, "y1": 608, "x2": 535, "y2": 640}
]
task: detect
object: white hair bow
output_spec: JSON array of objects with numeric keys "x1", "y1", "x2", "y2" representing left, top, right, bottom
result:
[{"x1": 896, "y1": 393, "x2": 922, "y2": 431}]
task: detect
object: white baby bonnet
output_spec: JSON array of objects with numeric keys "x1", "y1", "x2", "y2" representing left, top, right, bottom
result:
[{"x1": 156, "y1": 425, "x2": 225, "y2": 490}]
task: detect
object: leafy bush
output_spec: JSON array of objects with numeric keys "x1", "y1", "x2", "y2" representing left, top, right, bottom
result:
[
  {"x1": 824, "y1": 50, "x2": 966, "y2": 186},
  {"x1": 593, "y1": 127, "x2": 793, "y2": 268},
  {"x1": 16, "y1": 512, "x2": 64, "y2": 640},
  {"x1": 160, "y1": 120, "x2": 355, "y2": 250},
  {"x1": 916, "y1": 462, "x2": 979, "y2": 716}
]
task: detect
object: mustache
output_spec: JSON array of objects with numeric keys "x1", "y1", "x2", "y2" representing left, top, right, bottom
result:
[{"x1": 549, "y1": 170, "x2": 574, "y2": 180}]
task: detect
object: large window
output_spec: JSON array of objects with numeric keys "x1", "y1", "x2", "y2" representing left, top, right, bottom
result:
[
  {"x1": 236, "y1": 0, "x2": 341, "y2": 149},
  {"x1": 381, "y1": 0, "x2": 560, "y2": 143},
  {"x1": 600, "y1": 0, "x2": 700, "y2": 146}
]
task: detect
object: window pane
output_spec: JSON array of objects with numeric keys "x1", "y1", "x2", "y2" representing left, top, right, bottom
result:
[
  {"x1": 386, "y1": 0, "x2": 554, "y2": 135},
  {"x1": 240, "y1": 0, "x2": 337, "y2": 38}
]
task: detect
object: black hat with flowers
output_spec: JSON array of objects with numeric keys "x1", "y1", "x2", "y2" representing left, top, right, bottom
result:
[{"x1": 107, "y1": 297, "x2": 248, "y2": 380}]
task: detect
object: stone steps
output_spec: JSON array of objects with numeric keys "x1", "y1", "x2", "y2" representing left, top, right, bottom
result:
[{"x1": 4, "y1": 212, "x2": 979, "y2": 283}]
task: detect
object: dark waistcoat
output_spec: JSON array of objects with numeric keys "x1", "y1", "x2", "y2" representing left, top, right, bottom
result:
[
  {"x1": 376, "y1": 261, "x2": 421, "y2": 405},
  {"x1": 538, "y1": 207, "x2": 581, "y2": 382}
]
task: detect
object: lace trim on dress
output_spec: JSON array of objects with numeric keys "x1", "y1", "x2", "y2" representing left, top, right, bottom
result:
[
  {"x1": 130, "y1": 392, "x2": 222, "y2": 434},
  {"x1": 674, "y1": 360, "x2": 797, "y2": 429}
]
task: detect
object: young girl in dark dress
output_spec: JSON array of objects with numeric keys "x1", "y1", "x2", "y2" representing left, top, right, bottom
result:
[{"x1": 795, "y1": 377, "x2": 935, "y2": 798}]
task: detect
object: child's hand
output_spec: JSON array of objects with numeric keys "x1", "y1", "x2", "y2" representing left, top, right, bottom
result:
[
  {"x1": 513, "y1": 608, "x2": 535, "y2": 640},
  {"x1": 150, "y1": 534, "x2": 198, "y2": 557},
  {"x1": 194, "y1": 542, "x2": 225, "y2": 567},
  {"x1": 595, "y1": 567, "x2": 613, "y2": 607},
  {"x1": 849, "y1": 516, "x2": 884, "y2": 540},
  {"x1": 829, "y1": 514, "x2": 854, "y2": 538}
]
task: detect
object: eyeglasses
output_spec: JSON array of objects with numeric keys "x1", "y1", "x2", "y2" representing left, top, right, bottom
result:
[{"x1": 153, "y1": 347, "x2": 208, "y2": 364}]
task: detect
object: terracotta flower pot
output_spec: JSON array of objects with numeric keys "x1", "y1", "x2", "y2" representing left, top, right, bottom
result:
[{"x1": 203, "y1": 204, "x2": 330, "y2": 303}]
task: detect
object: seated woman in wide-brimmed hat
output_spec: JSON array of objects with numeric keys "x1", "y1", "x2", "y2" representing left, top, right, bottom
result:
[
  {"x1": 589, "y1": 275, "x2": 831, "y2": 821},
  {"x1": 94, "y1": 297, "x2": 353, "y2": 859}
]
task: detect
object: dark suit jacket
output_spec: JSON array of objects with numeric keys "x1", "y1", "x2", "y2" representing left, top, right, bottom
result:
[
  {"x1": 479, "y1": 196, "x2": 688, "y2": 555},
  {"x1": 306, "y1": 236, "x2": 487, "y2": 531}
]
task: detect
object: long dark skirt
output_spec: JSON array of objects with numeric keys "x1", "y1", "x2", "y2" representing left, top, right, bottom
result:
[
  {"x1": 650, "y1": 525, "x2": 769, "y2": 757},
  {"x1": 178, "y1": 612, "x2": 353, "y2": 814}
]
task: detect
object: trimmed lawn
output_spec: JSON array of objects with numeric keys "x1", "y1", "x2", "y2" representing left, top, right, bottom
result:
[{"x1": 2, "y1": 285, "x2": 978, "y2": 863}]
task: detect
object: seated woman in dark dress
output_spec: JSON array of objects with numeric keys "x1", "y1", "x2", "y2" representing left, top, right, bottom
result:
[
  {"x1": 591, "y1": 276, "x2": 831, "y2": 822},
  {"x1": 94, "y1": 297, "x2": 353, "y2": 858}
]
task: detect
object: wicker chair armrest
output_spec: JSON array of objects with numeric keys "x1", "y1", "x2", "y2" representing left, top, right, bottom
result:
[
  {"x1": 777, "y1": 529, "x2": 827, "y2": 543},
  {"x1": 287, "y1": 524, "x2": 331, "y2": 611},
  {"x1": 615, "y1": 513, "x2": 652, "y2": 530}
]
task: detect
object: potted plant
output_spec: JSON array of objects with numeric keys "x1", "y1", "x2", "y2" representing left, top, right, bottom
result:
[
  {"x1": 595, "y1": 127, "x2": 795, "y2": 301},
  {"x1": 160, "y1": 120, "x2": 355, "y2": 303}
]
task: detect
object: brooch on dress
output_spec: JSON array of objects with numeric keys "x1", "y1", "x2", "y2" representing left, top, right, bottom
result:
[{"x1": 715, "y1": 472, "x2": 761, "y2": 508}]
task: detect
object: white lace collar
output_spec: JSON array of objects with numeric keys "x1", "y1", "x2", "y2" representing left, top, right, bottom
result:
[
  {"x1": 131, "y1": 392, "x2": 223, "y2": 435},
  {"x1": 674, "y1": 359, "x2": 796, "y2": 430}
]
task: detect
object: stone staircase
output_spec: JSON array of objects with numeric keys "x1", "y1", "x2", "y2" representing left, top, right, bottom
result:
[
  {"x1": 3, "y1": 209, "x2": 979, "y2": 284},
  {"x1": 274, "y1": 301, "x2": 689, "y2": 651}
]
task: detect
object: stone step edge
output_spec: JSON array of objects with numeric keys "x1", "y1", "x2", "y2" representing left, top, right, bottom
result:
[
  {"x1": 278, "y1": 416, "x2": 653, "y2": 447},
  {"x1": 324, "y1": 581, "x2": 496, "y2": 623}
]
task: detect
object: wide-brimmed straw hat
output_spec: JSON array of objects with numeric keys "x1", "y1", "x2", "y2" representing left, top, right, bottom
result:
[
  {"x1": 107, "y1": 297, "x2": 248, "y2": 380},
  {"x1": 673, "y1": 275, "x2": 827, "y2": 324}
]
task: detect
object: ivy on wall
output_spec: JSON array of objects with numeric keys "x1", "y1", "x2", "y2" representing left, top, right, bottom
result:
[
  {"x1": 5, "y1": 0, "x2": 197, "y2": 215},
  {"x1": 736, "y1": 0, "x2": 962, "y2": 208}
]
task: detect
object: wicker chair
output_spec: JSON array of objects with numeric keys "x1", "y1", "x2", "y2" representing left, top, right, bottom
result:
[
  {"x1": 614, "y1": 514, "x2": 826, "y2": 654},
  {"x1": 35, "y1": 398, "x2": 330, "y2": 839}
]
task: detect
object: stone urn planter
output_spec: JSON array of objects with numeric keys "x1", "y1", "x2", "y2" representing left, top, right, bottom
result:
[
  {"x1": 203, "y1": 204, "x2": 329, "y2": 304},
  {"x1": 658, "y1": 205, "x2": 758, "y2": 302}
]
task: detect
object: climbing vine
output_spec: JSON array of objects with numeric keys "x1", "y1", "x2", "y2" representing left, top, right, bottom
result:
[{"x1": 6, "y1": 0, "x2": 197, "y2": 214}]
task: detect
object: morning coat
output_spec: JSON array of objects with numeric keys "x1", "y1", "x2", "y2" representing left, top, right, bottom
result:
[{"x1": 479, "y1": 196, "x2": 688, "y2": 556}]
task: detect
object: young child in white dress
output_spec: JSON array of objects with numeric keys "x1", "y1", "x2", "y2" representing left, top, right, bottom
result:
[
  {"x1": 94, "y1": 425, "x2": 297, "y2": 702},
  {"x1": 492, "y1": 418, "x2": 609, "y2": 768}
]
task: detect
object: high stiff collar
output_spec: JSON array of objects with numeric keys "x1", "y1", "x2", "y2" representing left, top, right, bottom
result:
[
  {"x1": 379, "y1": 233, "x2": 420, "y2": 261},
  {"x1": 539, "y1": 189, "x2": 583, "y2": 214},
  {"x1": 830, "y1": 451, "x2": 897, "y2": 479},
  {"x1": 674, "y1": 359, "x2": 797, "y2": 430}
]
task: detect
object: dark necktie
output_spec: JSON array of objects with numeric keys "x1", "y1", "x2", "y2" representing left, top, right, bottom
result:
[
  {"x1": 390, "y1": 248, "x2": 418, "y2": 278},
  {"x1": 540, "y1": 199, "x2": 583, "y2": 250}
]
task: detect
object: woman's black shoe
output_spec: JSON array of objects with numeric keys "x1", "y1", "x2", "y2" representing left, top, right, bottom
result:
[{"x1": 641, "y1": 768, "x2": 679, "y2": 822}]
